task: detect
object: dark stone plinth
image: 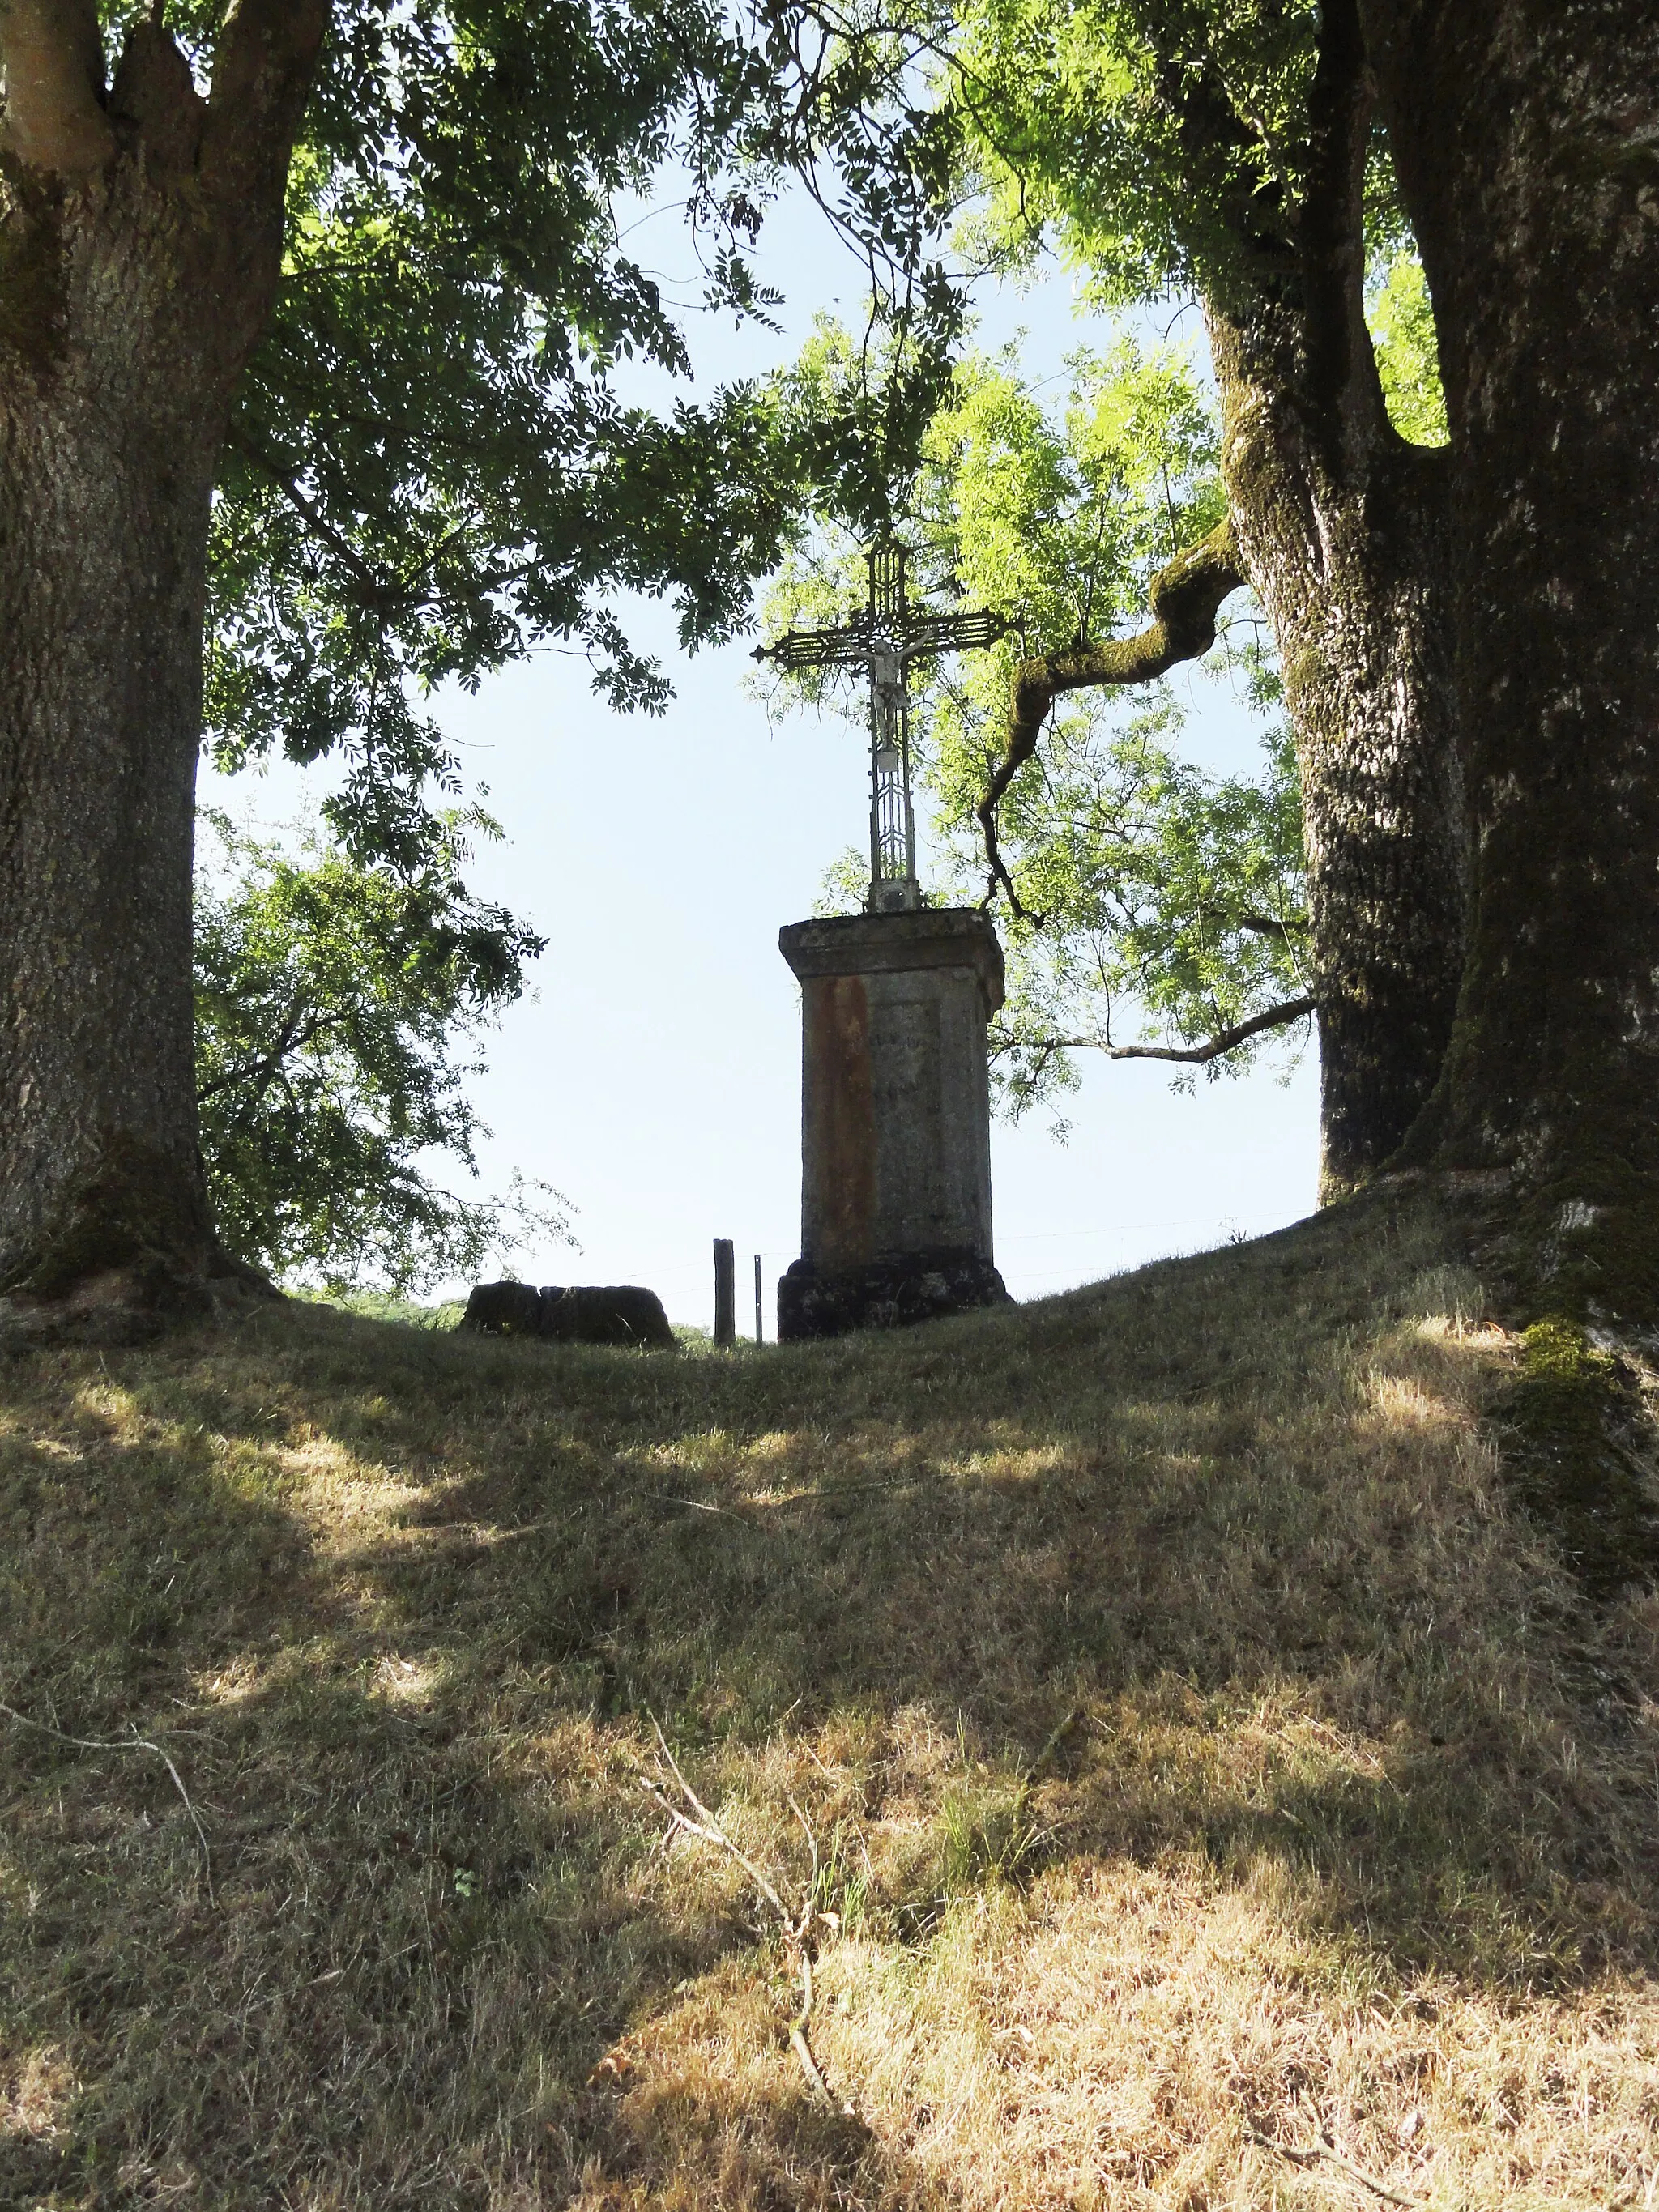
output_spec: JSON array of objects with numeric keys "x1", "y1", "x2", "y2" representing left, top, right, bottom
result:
[
  {"x1": 777, "y1": 1249, "x2": 1010, "y2": 1340},
  {"x1": 462, "y1": 1281, "x2": 542, "y2": 1336},
  {"x1": 539, "y1": 1285, "x2": 675, "y2": 1346},
  {"x1": 462, "y1": 1281, "x2": 674, "y2": 1347}
]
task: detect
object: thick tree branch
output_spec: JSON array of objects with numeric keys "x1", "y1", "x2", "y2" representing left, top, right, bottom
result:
[
  {"x1": 204, "y1": 0, "x2": 328, "y2": 184},
  {"x1": 109, "y1": 20, "x2": 206, "y2": 173},
  {"x1": 1297, "y1": 0, "x2": 1388, "y2": 454},
  {"x1": 199, "y1": 0, "x2": 330, "y2": 348},
  {"x1": 977, "y1": 518, "x2": 1246, "y2": 914},
  {"x1": 1006, "y1": 994, "x2": 1317, "y2": 1070},
  {"x1": 196, "y1": 1006, "x2": 333, "y2": 1109},
  {"x1": 0, "y1": 0, "x2": 113, "y2": 173}
]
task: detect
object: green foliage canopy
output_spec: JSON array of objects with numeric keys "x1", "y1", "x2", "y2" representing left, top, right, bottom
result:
[
  {"x1": 92, "y1": 0, "x2": 822, "y2": 869},
  {"x1": 943, "y1": 0, "x2": 1445, "y2": 445},
  {"x1": 194, "y1": 812, "x2": 570, "y2": 1293},
  {"x1": 761, "y1": 331, "x2": 1310, "y2": 1113},
  {"x1": 146, "y1": 0, "x2": 968, "y2": 1276},
  {"x1": 950, "y1": 0, "x2": 1322, "y2": 299}
]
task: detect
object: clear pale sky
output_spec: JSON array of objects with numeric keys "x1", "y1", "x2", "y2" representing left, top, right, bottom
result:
[{"x1": 205, "y1": 187, "x2": 1320, "y2": 1330}]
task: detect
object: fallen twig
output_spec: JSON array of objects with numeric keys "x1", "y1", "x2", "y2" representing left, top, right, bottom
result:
[
  {"x1": 642, "y1": 1717, "x2": 853, "y2": 2114},
  {"x1": 1021, "y1": 1707, "x2": 1082, "y2": 1797},
  {"x1": 638, "y1": 1490, "x2": 750, "y2": 1520},
  {"x1": 787, "y1": 1791, "x2": 820, "y2": 1899},
  {"x1": 1, "y1": 1700, "x2": 214, "y2": 1900},
  {"x1": 790, "y1": 1951, "x2": 835, "y2": 2104},
  {"x1": 646, "y1": 1720, "x2": 790, "y2": 1919},
  {"x1": 1246, "y1": 2129, "x2": 1423, "y2": 2206}
]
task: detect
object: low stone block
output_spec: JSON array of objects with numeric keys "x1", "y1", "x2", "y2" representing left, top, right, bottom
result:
[
  {"x1": 777, "y1": 1249, "x2": 1010, "y2": 1340},
  {"x1": 460, "y1": 1281, "x2": 675, "y2": 1347},
  {"x1": 460, "y1": 1281, "x2": 543, "y2": 1336},
  {"x1": 539, "y1": 1285, "x2": 675, "y2": 1348}
]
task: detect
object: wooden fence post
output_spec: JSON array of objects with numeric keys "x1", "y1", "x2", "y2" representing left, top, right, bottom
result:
[{"x1": 713, "y1": 1238, "x2": 736, "y2": 1347}]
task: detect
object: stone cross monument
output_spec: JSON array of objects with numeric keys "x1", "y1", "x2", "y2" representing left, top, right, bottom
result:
[{"x1": 755, "y1": 539, "x2": 1013, "y2": 1338}]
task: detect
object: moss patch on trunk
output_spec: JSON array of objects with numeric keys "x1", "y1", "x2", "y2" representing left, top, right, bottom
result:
[{"x1": 1500, "y1": 1317, "x2": 1659, "y2": 1598}]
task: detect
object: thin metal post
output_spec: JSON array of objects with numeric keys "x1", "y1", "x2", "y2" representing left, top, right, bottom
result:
[
  {"x1": 753, "y1": 1254, "x2": 763, "y2": 1344},
  {"x1": 713, "y1": 1238, "x2": 736, "y2": 1347}
]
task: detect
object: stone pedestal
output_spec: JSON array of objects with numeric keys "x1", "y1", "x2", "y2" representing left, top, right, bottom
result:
[{"x1": 776, "y1": 908, "x2": 1012, "y2": 1339}]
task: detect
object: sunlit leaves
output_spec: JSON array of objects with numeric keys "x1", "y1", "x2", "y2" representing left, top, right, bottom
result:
[
  {"x1": 975, "y1": 701, "x2": 1309, "y2": 1116},
  {"x1": 762, "y1": 330, "x2": 1307, "y2": 1109},
  {"x1": 201, "y1": 0, "x2": 804, "y2": 863},
  {"x1": 952, "y1": 0, "x2": 1322, "y2": 306},
  {"x1": 1367, "y1": 252, "x2": 1448, "y2": 447},
  {"x1": 918, "y1": 336, "x2": 1225, "y2": 651},
  {"x1": 194, "y1": 812, "x2": 567, "y2": 1292}
]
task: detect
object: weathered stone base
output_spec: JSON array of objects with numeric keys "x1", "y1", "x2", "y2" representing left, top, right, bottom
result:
[{"x1": 776, "y1": 1250, "x2": 1012, "y2": 1340}]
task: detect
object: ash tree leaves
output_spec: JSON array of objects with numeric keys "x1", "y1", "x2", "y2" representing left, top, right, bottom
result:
[
  {"x1": 914, "y1": 343, "x2": 1307, "y2": 1109},
  {"x1": 945, "y1": 0, "x2": 1448, "y2": 442},
  {"x1": 1367, "y1": 251, "x2": 1447, "y2": 447},
  {"x1": 977, "y1": 700, "x2": 1308, "y2": 1120},
  {"x1": 950, "y1": 0, "x2": 1326, "y2": 307},
  {"x1": 194, "y1": 812, "x2": 572, "y2": 1294},
  {"x1": 182, "y1": 0, "x2": 808, "y2": 865},
  {"x1": 168, "y1": 0, "x2": 812, "y2": 1285},
  {"x1": 915, "y1": 336, "x2": 1226, "y2": 657},
  {"x1": 760, "y1": 331, "x2": 1310, "y2": 1114}
]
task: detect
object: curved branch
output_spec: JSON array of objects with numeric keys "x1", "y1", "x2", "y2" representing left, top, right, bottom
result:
[
  {"x1": 1004, "y1": 994, "x2": 1317, "y2": 1070},
  {"x1": 228, "y1": 428, "x2": 405, "y2": 615},
  {"x1": 977, "y1": 518, "x2": 1247, "y2": 914}
]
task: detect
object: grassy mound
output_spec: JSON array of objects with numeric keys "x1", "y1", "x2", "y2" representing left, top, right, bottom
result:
[{"x1": 2, "y1": 1191, "x2": 1657, "y2": 2209}]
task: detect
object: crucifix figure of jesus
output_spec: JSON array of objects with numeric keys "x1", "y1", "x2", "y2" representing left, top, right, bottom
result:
[{"x1": 754, "y1": 538, "x2": 1007, "y2": 911}]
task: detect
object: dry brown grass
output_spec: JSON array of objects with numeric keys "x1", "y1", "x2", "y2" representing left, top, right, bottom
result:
[{"x1": 2, "y1": 1188, "x2": 1657, "y2": 2209}]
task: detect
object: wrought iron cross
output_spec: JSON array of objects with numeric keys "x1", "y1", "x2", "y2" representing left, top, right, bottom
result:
[{"x1": 753, "y1": 539, "x2": 1007, "y2": 913}]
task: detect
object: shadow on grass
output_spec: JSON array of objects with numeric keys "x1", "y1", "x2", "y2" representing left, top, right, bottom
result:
[{"x1": 2, "y1": 1192, "x2": 1654, "y2": 2206}]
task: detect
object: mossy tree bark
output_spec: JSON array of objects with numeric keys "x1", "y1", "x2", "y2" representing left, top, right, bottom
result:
[
  {"x1": 1360, "y1": 0, "x2": 1659, "y2": 1315},
  {"x1": 1202, "y1": 0, "x2": 1465, "y2": 1200},
  {"x1": 1211, "y1": 306, "x2": 1462, "y2": 1204},
  {"x1": 0, "y1": 2, "x2": 326, "y2": 1326},
  {"x1": 982, "y1": 0, "x2": 1468, "y2": 1196}
]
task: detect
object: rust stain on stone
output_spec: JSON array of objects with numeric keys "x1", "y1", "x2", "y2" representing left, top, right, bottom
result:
[{"x1": 804, "y1": 974, "x2": 876, "y2": 1268}]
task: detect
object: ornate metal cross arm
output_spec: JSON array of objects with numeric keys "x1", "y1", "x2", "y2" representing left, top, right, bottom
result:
[{"x1": 752, "y1": 617, "x2": 874, "y2": 672}]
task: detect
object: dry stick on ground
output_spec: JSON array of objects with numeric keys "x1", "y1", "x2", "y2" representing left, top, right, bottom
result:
[
  {"x1": 642, "y1": 1717, "x2": 852, "y2": 2114},
  {"x1": 1020, "y1": 1707, "x2": 1083, "y2": 1801},
  {"x1": 0, "y1": 1700, "x2": 214, "y2": 1901},
  {"x1": 1246, "y1": 2129, "x2": 1425, "y2": 2207}
]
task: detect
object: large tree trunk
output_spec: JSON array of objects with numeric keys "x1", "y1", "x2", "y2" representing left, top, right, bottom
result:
[
  {"x1": 1361, "y1": 0, "x2": 1659, "y2": 1317},
  {"x1": 0, "y1": 6, "x2": 326, "y2": 1333},
  {"x1": 1210, "y1": 302, "x2": 1465, "y2": 1201},
  {"x1": 0, "y1": 185, "x2": 223, "y2": 1315},
  {"x1": 1193, "y1": 0, "x2": 1465, "y2": 1201},
  {"x1": 1004, "y1": 0, "x2": 1467, "y2": 1199}
]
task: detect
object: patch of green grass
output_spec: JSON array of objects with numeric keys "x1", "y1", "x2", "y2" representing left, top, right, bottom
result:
[
  {"x1": 1503, "y1": 1316, "x2": 1659, "y2": 1595},
  {"x1": 2, "y1": 1188, "x2": 1657, "y2": 2209},
  {"x1": 296, "y1": 1288, "x2": 467, "y2": 1330}
]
